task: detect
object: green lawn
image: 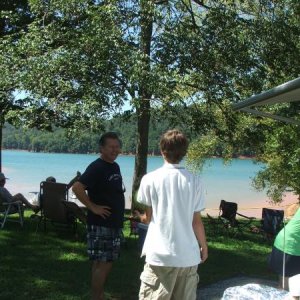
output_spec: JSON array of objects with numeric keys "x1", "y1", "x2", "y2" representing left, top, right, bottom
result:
[{"x1": 0, "y1": 211, "x2": 276, "y2": 300}]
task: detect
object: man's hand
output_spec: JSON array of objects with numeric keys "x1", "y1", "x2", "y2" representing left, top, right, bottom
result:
[
  {"x1": 91, "y1": 204, "x2": 111, "y2": 219},
  {"x1": 200, "y1": 245, "x2": 208, "y2": 263}
]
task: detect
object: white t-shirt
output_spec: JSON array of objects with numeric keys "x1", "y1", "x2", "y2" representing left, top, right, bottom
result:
[{"x1": 137, "y1": 162, "x2": 205, "y2": 267}]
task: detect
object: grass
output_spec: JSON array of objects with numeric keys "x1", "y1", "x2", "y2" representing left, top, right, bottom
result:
[{"x1": 0, "y1": 211, "x2": 276, "y2": 300}]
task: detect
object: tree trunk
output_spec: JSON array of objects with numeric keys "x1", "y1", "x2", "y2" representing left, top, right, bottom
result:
[
  {"x1": 0, "y1": 118, "x2": 3, "y2": 172},
  {"x1": 132, "y1": 100, "x2": 151, "y2": 203},
  {"x1": 131, "y1": 0, "x2": 153, "y2": 208}
]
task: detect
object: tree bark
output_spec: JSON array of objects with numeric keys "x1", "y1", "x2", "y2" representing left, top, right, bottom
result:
[
  {"x1": 131, "y1": 0, "x2": 153, "y2": 207},
  {"x1": 0, "y1": 117, "x2": 3, "y2": 173}
]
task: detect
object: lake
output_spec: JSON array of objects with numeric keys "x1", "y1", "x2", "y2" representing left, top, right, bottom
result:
[{"x1": 1, "y1": 150, "x2": 295, "y2": 217}]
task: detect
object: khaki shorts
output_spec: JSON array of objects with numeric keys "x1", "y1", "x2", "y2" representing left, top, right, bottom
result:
[{"x1": 139, "y1": 263, "x2": 199, "y2": 300}]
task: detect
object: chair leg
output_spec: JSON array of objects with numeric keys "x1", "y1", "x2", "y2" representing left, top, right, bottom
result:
[
  {"x1": 1, "y1": 203, "x2": 24, "y2": 229},
  {"x1": 17, "y1": 205, "x2": 24, "y2": 227},
  {"x1": 43, "y1": 217, "x2": 47, "y2": 232},
  {"x1": 35, "y1": 215, "x2": 42, "y2": 233},
  {"x1": 1, "y1": 209, "x2": 9, "y2": 229},
  {"x1": 0, "y1": 217, "x2": 5, "y2": 229},
  {"x1": 73, "y1": 220, "x2": 77, "y2": 235}
]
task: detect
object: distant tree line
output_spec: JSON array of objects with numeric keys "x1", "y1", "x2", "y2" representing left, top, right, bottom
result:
[
  {"x1": 2, "y1": 115, "x2": 172, "y2": 155},
  {"x1": 3, "y1": 114, "x2": 256, "y2": 157}
]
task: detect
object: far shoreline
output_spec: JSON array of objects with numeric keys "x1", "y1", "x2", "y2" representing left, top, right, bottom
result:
[{"x1": 2, "y1": 148, "x2": 256, "y2": 160}]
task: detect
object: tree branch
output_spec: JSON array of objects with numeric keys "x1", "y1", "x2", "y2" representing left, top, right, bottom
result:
[{"x1": 191, "y1": 0, "x2": 211, "y2": 10}]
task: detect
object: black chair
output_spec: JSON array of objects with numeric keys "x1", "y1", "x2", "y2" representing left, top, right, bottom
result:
[
  {"x1": 38, "y1": 181, "x2": 76, "y2": 232},
  {"x1": 208, "y1": 199, "x2": 255, "y2": 236},
  {"x1": 260, "y1": 208, "x2": 284, "y2": 241}
]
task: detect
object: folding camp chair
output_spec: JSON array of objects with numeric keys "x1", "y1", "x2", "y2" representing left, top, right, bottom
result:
[
  {"x1": 260, "y1": 208, "x2": 284, "y2": 242},
  {"x1": 208, "y1": 199, "x2": 255, "y2": 236},
  {"x1": 0, "y1": 194, "x2": 24, "y2": 229},
  {"x1": 38, "y1": 181, "x2": 76, "y2": 232}
]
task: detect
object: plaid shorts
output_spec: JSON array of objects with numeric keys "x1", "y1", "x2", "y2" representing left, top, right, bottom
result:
[{"x1": 87, "y1": 225, "x2": 123, "y2": 262}]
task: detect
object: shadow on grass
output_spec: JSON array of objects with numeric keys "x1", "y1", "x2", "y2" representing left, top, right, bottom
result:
[
  {"x1": 199, "y1": 218, "x2": 276, "y2": 287},
  {"x1": 0, "y1": 215, "x2": 275, "y2": 299},
  {"x1": 0, "y1": 216, "x2": 143, "y2": 300}
]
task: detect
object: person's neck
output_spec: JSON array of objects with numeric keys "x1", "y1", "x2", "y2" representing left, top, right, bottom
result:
[
  {"x1": 164, "y1": 159, "x2": 180, "y2": 164},
  {"x1": 100, "y1": 155, "x2": 114, "y2": 164}
]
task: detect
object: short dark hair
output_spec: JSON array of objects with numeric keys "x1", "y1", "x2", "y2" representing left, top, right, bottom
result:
[
  {"x1": 46, "y1": 176, "x2": 56, "y2": 183},
  {"x1": 160, "y1": 129, "x2": 188, "y2": 163},
  {"x1": 99, "y1": 132, "x2": 122, "y2": 147}
]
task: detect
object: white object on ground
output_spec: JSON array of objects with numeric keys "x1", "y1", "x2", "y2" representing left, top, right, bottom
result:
[
  {"x1": 222, "y1": 283, "x2": 288, "y2": 300},
  {"x1": 289, "y1": 274, "x2": 300, "y2": 297}
]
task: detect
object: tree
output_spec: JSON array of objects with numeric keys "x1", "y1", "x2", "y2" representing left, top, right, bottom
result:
[
  {"x1": 0, "y1": 0, "x2": 34, "y2": 171},
  {"x1": 253, "y1": 124, "x2": 300, "y2": 202},
  {"x1": 7, "y1": 0, "x2": 300, "y2": 204},
  {"x1": 180, "y1": 1, "x2": 300, "y2": 203}
]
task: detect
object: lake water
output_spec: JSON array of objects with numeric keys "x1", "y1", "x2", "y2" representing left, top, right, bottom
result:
[{"x1": 1, "y1": 150, "x2": 295, "y2": 217}]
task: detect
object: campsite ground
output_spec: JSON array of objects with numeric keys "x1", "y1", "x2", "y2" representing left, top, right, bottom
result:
[{"x1": 0, "y1": 211, "x2": 278, "y2": 300}]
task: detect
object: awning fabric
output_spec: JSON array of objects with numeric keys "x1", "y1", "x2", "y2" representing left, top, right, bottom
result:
[{"x1": 232, "y1": 77, "x2": 300, "y2": 125}]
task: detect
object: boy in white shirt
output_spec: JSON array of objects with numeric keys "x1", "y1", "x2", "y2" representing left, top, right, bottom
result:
[{"x1": 137, "y1": 129, "x2": 208, "y2": 300}]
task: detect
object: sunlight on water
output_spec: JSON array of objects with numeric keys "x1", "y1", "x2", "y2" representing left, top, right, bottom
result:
[{"x1": 2, "y1": 150, "x2": 296, "y2": 215}]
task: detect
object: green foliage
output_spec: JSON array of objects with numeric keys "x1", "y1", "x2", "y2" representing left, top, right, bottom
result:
[
  {"x1": 186, "y1": 134, "x2": 218, "y2": 172},
  {"x1": 253, "y1": 125, "x2": 300, "y2": 203},
  {"x1": 2, "y1": 113, "x2": 173, "y2": 154},
  {"x1": 3, "y1": 116, "x2": 259, "y2": 158},
  {"x1": 1, "y1": 0, "x2": 300, "y2": 201},
  {"x1": 0, "y1": 213, "x2": 276, "y2": 299},
  {"x1": 0, "y1": 0, "x2": 33, "y2": 124},
  {"x1": 5, "y1": 1, "x2": 298, "y2": 140}
]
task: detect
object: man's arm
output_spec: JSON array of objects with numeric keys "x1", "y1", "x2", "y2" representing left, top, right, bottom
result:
[
  {"x1": 193, "y1": 212, "x2": 208, "y2": 263},
  {"x1": 72, "y1": 181, "x2": 111, "y2": 219}
]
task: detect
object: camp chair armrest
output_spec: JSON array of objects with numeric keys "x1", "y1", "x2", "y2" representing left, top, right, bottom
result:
[
  {"x1": 236, "y1": 212, "x2": 256, "y2": 220},
  {"x1": 3, "y1": 200, "x2": 22, "y2": 206}
]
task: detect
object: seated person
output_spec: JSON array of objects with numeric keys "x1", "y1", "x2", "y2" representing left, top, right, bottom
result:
[
  {"x1": 45, "y1": 176, "x2": 56, "y2": 183},
  {"x1": 45, "y1": 172, "x2": 81, "y2": 189},
  {"x1": 38, "y1": 172, "x2": 81, "y2": 205},
  {"x1": 67, "y1": 171, "x2": 81, "y2": 190},
  {"x1": 45, "y1": 171, "x2": 81, "y2": 189},
  {"x1": 0, "y1": 172, "x2": 39, "y2": 213}
]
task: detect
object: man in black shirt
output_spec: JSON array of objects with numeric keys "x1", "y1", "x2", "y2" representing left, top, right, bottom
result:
[{"x1": 72, "y1": 132, "x2": 125, "y2": 300}]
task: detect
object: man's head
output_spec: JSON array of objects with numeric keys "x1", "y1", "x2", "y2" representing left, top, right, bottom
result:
[
  {"x1": 0, "y1": 172, "x2": 8, "y2": 187},
  {"x1": 99, "y1": 132, "x2": 122, "y2": 163},
  {"x1": 160, "y1": 129, "x2": 188, "y2": 164},
  {"x1": 46, "y1": 176, "x2": 56, "y2": 183}
]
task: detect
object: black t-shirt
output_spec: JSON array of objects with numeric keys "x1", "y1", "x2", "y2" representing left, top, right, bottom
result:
[{"x1": 79, "y1": 158, "x2": 125, "y2": 228}]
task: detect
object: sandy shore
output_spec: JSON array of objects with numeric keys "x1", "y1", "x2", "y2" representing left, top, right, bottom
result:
[{"x1": 204, "y1": 191, "x2": 299, "y2": 218}]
